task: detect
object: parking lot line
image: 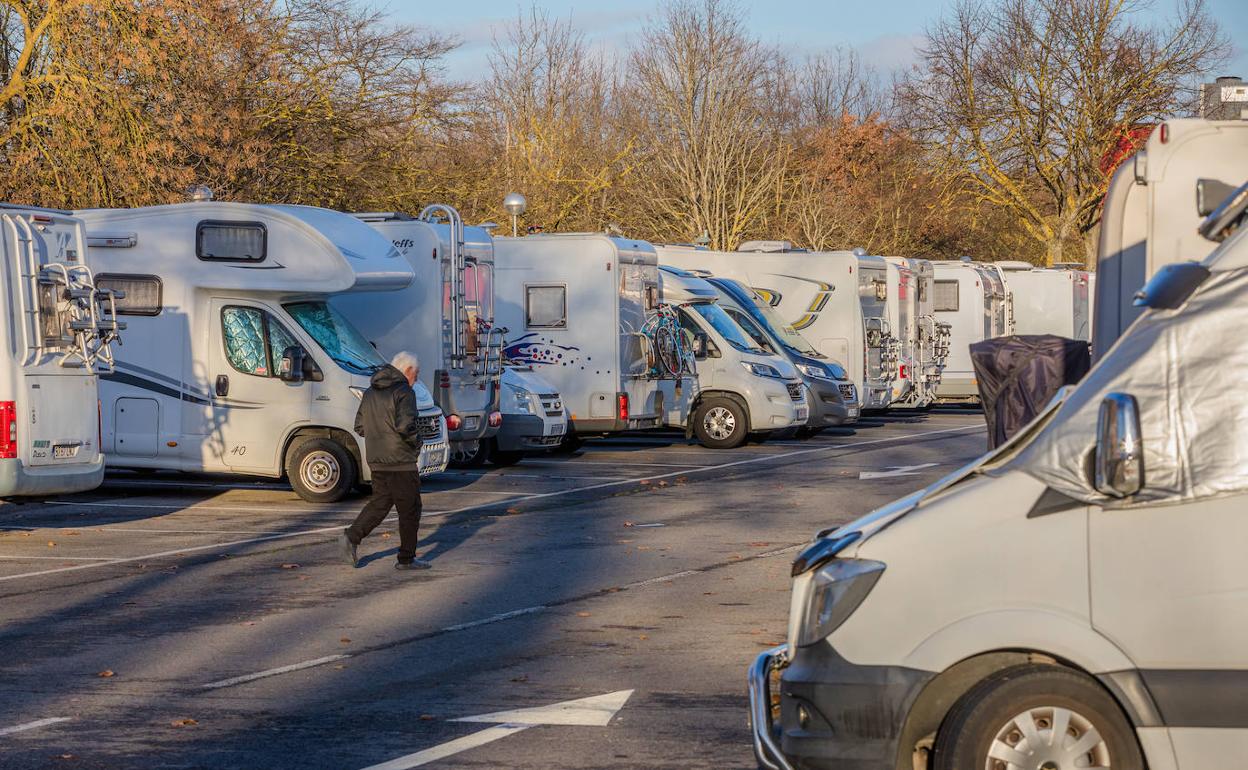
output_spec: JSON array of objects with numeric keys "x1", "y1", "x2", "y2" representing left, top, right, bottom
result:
[
  {"x1": 0, "y1": 555, "x2": 121, "y2": 561},
  {"x1": 0, "y1": 717, "x2": 72, "y2": 737},
  {"x1": 202, "y1": 654, "x2": 351, "y2": 690}
]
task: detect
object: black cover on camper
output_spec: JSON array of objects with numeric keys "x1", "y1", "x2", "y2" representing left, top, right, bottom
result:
[{"x1": 971, "y1": 335, "x2": 1091, "y2": 449}]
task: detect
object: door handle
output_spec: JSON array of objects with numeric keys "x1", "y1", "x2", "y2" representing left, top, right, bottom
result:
[{"x1": 215, "y1": 375, "x2": 230, "y2": 397}]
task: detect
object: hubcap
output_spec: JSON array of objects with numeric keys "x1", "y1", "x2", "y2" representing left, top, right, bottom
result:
[
  {"x1": 985, "y1": 706, "x2": 1111, "y2": 770},
  {"x1": 703, "y1": 406, "x2": 737, "y2": 440},
  {"x1": 301, "y1": 451, "x2": 341, "y2": 493}
]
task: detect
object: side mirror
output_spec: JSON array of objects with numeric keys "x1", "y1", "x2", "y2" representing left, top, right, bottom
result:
[
  {"x1": 1094, "y1": 393, "x2": 1144, "y2": 498},
  {"x1": 691, "y1": 331, "x2": 709, "y2": 359},
  {"x1": 279, "y1": 345, "x2": 306, "y2": 383}
]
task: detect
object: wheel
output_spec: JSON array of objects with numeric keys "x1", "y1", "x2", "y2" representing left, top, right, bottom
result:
[
  {"x1": 933, "y1": 665, "x2": 1143, "y2": 770},
  {"x1": 285, "y1": 438, "x2": 356, "y2": 503},
  {"x1": 449, "y1": 439, "x2": 488, "y2": 469},
  {"x1": 655, "y1": 325, "x2": 681, "y2": 375},
  {"x1": 692, "y1": 397, "x2": 749, "y2": 449}
]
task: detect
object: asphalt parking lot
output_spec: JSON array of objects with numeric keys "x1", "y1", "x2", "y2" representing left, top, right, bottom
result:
[{"x1": 0, "y1": 409, "x2": 986, "y2": 770}]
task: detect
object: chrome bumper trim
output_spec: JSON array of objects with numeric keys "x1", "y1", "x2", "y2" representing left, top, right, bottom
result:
[{"x1": 748, "y1": 644, "x2": 795, "y2": 770}]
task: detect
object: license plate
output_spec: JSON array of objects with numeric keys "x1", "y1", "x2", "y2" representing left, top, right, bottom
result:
[
  {"x1": 546, "y1": 423, "x2": 566, "y2": 436},
  {"x1": 53, "y1": 444, "x2": 79, "y2": 459},
  {"x1": 847, "y1": 408, "x2": 859, "y2": 417}
]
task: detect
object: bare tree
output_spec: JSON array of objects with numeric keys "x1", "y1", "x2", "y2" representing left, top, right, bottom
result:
[{"x1": 904, "y1": 0, "x2": 1225, "y2": 265}]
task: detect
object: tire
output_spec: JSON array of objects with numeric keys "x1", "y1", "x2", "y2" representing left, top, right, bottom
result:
[
  {"x1": 449, "y1": 439, "x2": 488, "y2": 469},
  {"x1": 692, "y1": 396, "x2": 749, "y2": 449},
  {"x1": 285, "y1": 437, "x2": 356, "y2": 503},
  {"x1": 933, "y1": 664, "x2": 1144, "y2": 770},
  {"x1": 554, "y1": 433, "x2": 583, "y2": 454}
]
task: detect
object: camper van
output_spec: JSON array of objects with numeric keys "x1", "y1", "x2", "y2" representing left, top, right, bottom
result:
[
  {"x1": 748, "y1": 181, "x2": 1248, "y2": 770},
  {"x1": 999, "y1": 262, "x2": 1093, "y2": 340},
  {"x1": 1095, "y1": 117, "x2": 1248, "y2": 357},
  {"x1": 930, "y1": 261, "x2": 995, "y2": 402},
  {"x1": 78, "y1": 201, "x2": 449, "y2": 503},
  {"x1": 657, "y1": 244, "x2": 894, "y2": 414},
  {"x1": 657, "y1": 267, "x2": 806, "y2": 448},
  {"x1": 887, "y1": 257, "x2": 950, "y2": 406},
  {"x1": 336, "y1": 207, "x2": 502, "y2": 467},
  {"x1": 978, "y1": 261, "x2": 1013, "y2": 337},
  {"x1": 490, "y1": 364, "x2": 567, "y2": 466},
  {"x1": 493, "y1": 233, "x2": 675, "y2": 440},
  {"x1": 877, "y1": 259, "x2": 929, "y2": 408},
  {"x1": 0, "y1": 206, "x2": 121, "y2": 497},
  {"x1": 853, "y1": 254, "x2": 901, "y2": 410}
]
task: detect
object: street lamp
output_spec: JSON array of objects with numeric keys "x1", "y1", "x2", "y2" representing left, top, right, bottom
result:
[{"x1": 503, "y1": 193, "x2": 527, "y2": 237}]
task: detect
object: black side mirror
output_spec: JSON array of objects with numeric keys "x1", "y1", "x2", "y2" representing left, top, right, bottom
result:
[{"x1": 279, "y1": 345, "x2": 306, "y2": 383}]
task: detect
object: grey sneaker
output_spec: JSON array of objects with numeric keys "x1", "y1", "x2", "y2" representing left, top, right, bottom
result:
[
  {"x1": 395, "y1": 559, "x2": 432, "y2": 571},
  {"x1": 338, "y1": 530, "x2": 358, "y2": 567}
]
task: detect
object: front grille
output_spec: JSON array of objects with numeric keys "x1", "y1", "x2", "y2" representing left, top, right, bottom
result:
[
  {"x1": 786, "y1": 382, "x2": 803, "y2": 401},
  {"x1": 417, "y1": 415, "x2": 443, "y2": 441},
  {"x1": 838, "y1": 384, "x2": 857, "y2": 402},
  {"x1": 538, "y1": 393, "x2": 559, "y2": 400},
  {"x1": 541, "y1": 395, "x2": 563, "y2": 417}
]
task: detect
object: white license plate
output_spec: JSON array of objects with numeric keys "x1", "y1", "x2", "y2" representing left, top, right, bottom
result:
[
  {"x1": 546, "y1": 423, "x2": 566, "y2": 436},
  {"x1": 53, "y1": 445, "x2": 79, "y2": 459},
  {"x1": 847, "y1": 408, "x2": 859, "y2": 417}
]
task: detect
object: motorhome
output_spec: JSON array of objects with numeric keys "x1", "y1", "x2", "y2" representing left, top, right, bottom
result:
[
  {"x1": 493, "y1": 233, "x2": 675, "y2": 441},
  {"x1": 979, "y1": 261, "x2": 1013, "y2": 337},
  {"x1": 335, "y1": 207, "x2": 502, "y2": 467},
  {"x1": 0, "y1": 206, "x2": 122, "y2": 497},
  {"x1": 656, "y1": 243, "x2": 895, "y2": 413},
  {"x1": 998, "y1": 262, "x2": 1093, "y2": 340},
  {"x1": 1095, "y1": 117, "x2": 1248, "y2": 357},
  {"x1": 930, "y1": 261, "x2": 994, "y2": 402},
  {"x1": 887, "y1": 257, "x2": 951, "y2": 406},
  {"x1": 657, "y1": 266, "x2": 807, "y2": 448},
  {"x1": 490, "y1": 364, "x2": 567, "y2": 466},
  {"x1": 78, "y1": 201, "x2": 449, "y2": 503},
  {"x1": 852, "y1": 253, "x2": 901, "y2": 410},
  {"x1": 749, "y1": 178, "x2": 1248, "y2": 770}
]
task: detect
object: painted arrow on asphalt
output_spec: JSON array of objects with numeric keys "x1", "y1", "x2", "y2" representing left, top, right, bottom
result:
[
  {"x1": 359, "y1": 690, "x2": 634, "y2": 770},
  {"x1": 859, "y1": 462, "x2": 938, "y2": 480}
]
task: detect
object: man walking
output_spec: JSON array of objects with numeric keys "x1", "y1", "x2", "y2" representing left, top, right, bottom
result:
[{"x1": 339, "y1": 351, "x2": 430, "y2": 570}]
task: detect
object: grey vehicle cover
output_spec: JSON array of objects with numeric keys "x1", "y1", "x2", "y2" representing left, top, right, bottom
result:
[
  {"x1": 1007, "y1": 227, "x2": 1248, "y2": 505},
  {"x1": 971, "y1": 335, "x2": 1091, "y2": 450}
]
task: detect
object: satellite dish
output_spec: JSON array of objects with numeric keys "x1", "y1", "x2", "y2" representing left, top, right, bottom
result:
[{"x1": 503, "y1": 193, "x2": 528, "y2": 216}]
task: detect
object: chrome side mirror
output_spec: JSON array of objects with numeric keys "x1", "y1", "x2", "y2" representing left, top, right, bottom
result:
[{"x1": 1094, "y1": 393, "x2": 1144, "y2": 498}]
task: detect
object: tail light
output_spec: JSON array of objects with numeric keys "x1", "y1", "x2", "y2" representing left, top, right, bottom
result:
[
  {"x1": 899, "y1": 364, "x2": 909, "y2": 379},
  {"x1": 617, "y1": 393, "x2": 629, "y2": 421},
  {"x1": 0, "y1": 401, "x2": 16, "y2": 459},
  {"x1": 487, "y1": 411, "x2": 502, "y2": 428},
  {"x1": 439, "y1": 370, "x2": 451, "y2": 389},
  {"x1": 445, "y1": 413, "x2": 462, "y2": 432}
]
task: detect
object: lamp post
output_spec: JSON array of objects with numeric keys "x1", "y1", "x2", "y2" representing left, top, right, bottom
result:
[{"x1": 503, "y1": 193, "x2": 527, "y2": 237}]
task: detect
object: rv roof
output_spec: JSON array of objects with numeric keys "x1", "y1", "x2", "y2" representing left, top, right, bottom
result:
[
  {"x1": 351, "y1": 212, "x2": 416, "y2": 222},
  {"x1": 0, "y1": 202, "x2": 72, "y2": 215}
]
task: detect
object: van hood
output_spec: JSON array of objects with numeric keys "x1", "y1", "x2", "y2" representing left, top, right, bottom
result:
[
  {"x1": 502, "y1": 365, "x2": 558, "y2": 396},
  {"x1": 412, "y1": 380, "x2": 437, "y2": 412}
]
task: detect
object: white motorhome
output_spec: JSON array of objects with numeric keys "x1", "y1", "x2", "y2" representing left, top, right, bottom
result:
[
  {"x1": 490, "y1": 365, "x2": 566, "y2": 466},
  {"x1": 657, "y1": 267, "x2": 806, "y2": 448},
  {"x1": 336, "y1": 207, "x2": 502, "y2": 467},
  {"x1": 0, "y1": 206, "x2": 121, "y2": 497},
  {"x1": 493, "y1": 233, "x2": 674, "y2": 440},
  {"x1": 749, "y1": 185, "x2": 1248, "y2": 770},
  {"x1": 658, "y1": 243, "x2": 894, "y2": 413},
  {"x1": 853, "y1": 253, "x2": 901, "y2": 409},
  {"x1": 998, "y1": 261, "x2": 1093, "y2": 340},
  {"x1": 78, "y1": 201, "x2": 449, "y2": 503},
  {"x1": 878, "y1": 259, "x2": 924, "y2": 408},
  {"x1": 979, "y1": 261, "x2": 1013, "y2": 337},
  {"x1": 930, "y1": 261, "x2": 995, "y2": 402},
  {"x1": 1095, "y1": 117, "x2": 1248, "y2": 358},
  {"x1": 889, "y1": 257, "x2": 951, "y2": 405}
]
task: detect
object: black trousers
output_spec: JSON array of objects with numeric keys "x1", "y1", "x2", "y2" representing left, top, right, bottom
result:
[{"x1": 346, "y1": 470, "x2": 422, "y2": 562}]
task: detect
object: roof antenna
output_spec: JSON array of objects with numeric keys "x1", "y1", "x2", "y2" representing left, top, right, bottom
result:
[{"x1": 187, "y1": 185, "x2": 214, "y2": 202}]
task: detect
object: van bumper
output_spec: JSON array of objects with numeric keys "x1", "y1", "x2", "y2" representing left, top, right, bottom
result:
[
  {"x1": 805, "y1": 381, "x2": 860, "y2": 427},
  {"x1": 749, "y1": 642, "x2": 932, "y2": 770},
  {"x1": 496, "y1": 414, "x2": 565, "y2": 452},
  {"x1": 0, "y1": 456, "x2": 105, "y2": 499}
]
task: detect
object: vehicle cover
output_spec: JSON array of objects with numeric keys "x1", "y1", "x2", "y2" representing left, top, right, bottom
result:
[{"x1": 970, "y1": 335, "x2": 1091, "y2": 449}]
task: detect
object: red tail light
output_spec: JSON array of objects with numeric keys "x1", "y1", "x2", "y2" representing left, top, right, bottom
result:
[
  {"x1": 0, "y1": 401, "x2": 16, "y2": 459},
  {"x1": 445, "y1": 413, "x2": 462, "y2": 431},
  {"x1": 439, "y1": 370, "x2": 451, "y2": 389},
  {"x1": 487, "y1": 411, "x2": 502, "y2": 428},
  {"x1": 617, "y1": 393, "x2": 629, "y2": 421},
  {"x1": 899, "y1": 364, "x2": 909, "y2": 379}
]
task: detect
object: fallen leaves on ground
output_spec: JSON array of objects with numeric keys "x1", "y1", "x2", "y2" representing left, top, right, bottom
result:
[
  {"x1": 339, "y1": 637, "x2": 351, "y2": 644},
  {"x1": 505, "y1": 507, "x2": 521, "y2": 515},
  {"x1": 170, "y1": 718, "x2": 198, "y2": 728},
  {"x1": 510, "y1": 674, "x2": 529, "y2": 683},
  {"x1": 280, "y1": 563, "x2": 300, "y2": 569},
  {"x1": 623, "y1": 521, "x2": 634, "y2": 527},
  {"x1": 576, "y1": 611, "x2": 591, "y2": 617},
  {"x1": 419, "y1": 714, "x2": 436, "y2": 721},
  {"x1": 96, "y1": 669, "x2": 115, "y2": 678},
  {"x1": 47, "y1": 541, "x2": 56, "y2": 547},
  {"x1": 380, "y1": 532, "x2": 392, "y2": 539},
  {"x1": 749, "y1": 542, "x2": 771, "y2": 547}
]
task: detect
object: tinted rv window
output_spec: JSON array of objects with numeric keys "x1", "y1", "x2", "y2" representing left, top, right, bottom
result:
[
  {"x1": 933, "y1": 280, "x2": 960, "y2": 312},
  {"x1": 221, "y1": 306, "x2": 301, "y2": 378},
  {"x1": 96, "y1": 274, "x2": 162, "y2": 316},
  {"x1": 526, "y1": 285, "x2": 567, "y2": 328},
  {"x1": 197, "y1": 221, "x2": 266, "y2": 262}
]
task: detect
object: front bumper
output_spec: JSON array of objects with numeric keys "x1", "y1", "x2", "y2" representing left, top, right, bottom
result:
[
  {"x1": 495, "y1": 413, "x2": 566, "y2": 452},
  {"x1": 805, "y1": 381, "x2": 860, "y2": 427}
]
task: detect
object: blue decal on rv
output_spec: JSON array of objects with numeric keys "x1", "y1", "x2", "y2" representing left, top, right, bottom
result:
[{"x1": 504, "y1": 334, "x2": 580, "y2": 367}]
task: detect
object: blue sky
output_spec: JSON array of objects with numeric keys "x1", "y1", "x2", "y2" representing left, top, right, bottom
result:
[{"x1": 387, "y1": 0, "x2": 1248, "y2": 83}]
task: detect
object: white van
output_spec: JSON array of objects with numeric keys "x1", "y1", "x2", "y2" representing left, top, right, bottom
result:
[
  {"x1": 493, "y1": 233, "x2": 672, "y2": 440},
  {"x1": 930, "y1": 261, "x2": 994, "y2": 402},
  {"x1": 749, "y1": 200, "x2": 1248, "y2": 770},
  {"x1": 657, "y1": 267, "x2": 806, "y2": 447},
  {"x1": 336, "y1": 207, "x2": 503, "y2": 467},
  {"x1": 490, "y1": 365, "x2": 567, "y2": 466},
  {"x1": 999, "y1": 262, "x2": 1093, "y2": 340},
  {"x1": 79, "y1": 201, "x2": 449, "y2": 502},
  {"x1": 0, "y1": 206, "x2": 121, "y2": 497}
]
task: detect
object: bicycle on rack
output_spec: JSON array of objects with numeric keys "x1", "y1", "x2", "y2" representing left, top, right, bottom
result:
[{"x1": 640, "y1": 303, "x2": 693, "y2": 379}]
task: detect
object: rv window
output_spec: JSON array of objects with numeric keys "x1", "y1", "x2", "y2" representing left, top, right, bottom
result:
[
  {"x1": 96, "y1": 274, "x2": 162, "y2": 316},
  {"x1": 933, "y1": 280, "x2": 960, "y2": 312},
  {"x1": 197, "y1": 221, "x2": 267, "y2": 262},
  {"x1": 222, "y1": 307, "x2": 271, "y2": 376},
  {"x1": 526, "y1": 285, "x2": 567, "y2": 328}
]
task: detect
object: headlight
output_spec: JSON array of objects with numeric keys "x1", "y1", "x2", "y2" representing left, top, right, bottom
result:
[
  {"x1": 795, "y1": 362, "x2": 832, "y2": 380},
  {"x1": 510, "y1": 388, "x2": 533, "y2": 414},
  {"x1": 794, "y1": 559, "x2": 885, "y2": 646},
  {"x1": 741, "y1": 361, "x2": 782, "y2": 378}
]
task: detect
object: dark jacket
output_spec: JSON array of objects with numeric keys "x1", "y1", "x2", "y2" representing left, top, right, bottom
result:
[{"x1": 354, "y1": 365, "x2": 423, "y2": 471}]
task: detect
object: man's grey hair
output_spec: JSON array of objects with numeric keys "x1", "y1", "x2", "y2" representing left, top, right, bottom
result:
[{"x1": 391, "y1": 351, "x2": 419, "y2": 373}]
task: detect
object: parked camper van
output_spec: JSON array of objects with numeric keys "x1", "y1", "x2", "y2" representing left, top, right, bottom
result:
[
  {"x1": 493, "y1": 233, "x2": 673, "y2": 440},
  {"x1": 78, "y1": 201, "x2": 449, "y2": 503},
  {"x1": 0, "y1": 206, "x2": 121, "y2": 497},
  {"x1": 998, "y1": 262, "x2": 1093, "y2": 340},
  {"x1": 337, "y1": 207, "x2": 502, "y2": 467},
  {"x1": 657, "y1": 267, "x2": 806, "y2": 448},
  {"x1": 749, "y1": 189, "x2": 1248, "y2": 770},
  {"x1": 930, "y1": 261, "x2": 994, "y2": 402},
  {"x1": 852, "y1": 253, "x2": 901, "y2": 410},
  {"x1": 885, "y1": 257, "x2": 950, "y2": 407},
  {"x1": 657, "y1": 243, "x2": 894, "y2": 414},
  {"x1": 980, "y1": 261, "x2": 1014, "y2": 336},
  {"x1": 490, "y1": 364, "x2": 567, "y2": 466},
  {"x1": 1095, "y1": 117, "x2": 1248, "y2": 358}
]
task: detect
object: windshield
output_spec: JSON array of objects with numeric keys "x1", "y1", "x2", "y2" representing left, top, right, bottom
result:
[
  {"x1": 284, "y1": 301, "x2": 386, "y2": 376},
  {"x1": 748, "y1": 293, "x2": 822, "y2": 356},
  {"x1": 685, "y1": 301, "x2": 767, "y2": 354}
]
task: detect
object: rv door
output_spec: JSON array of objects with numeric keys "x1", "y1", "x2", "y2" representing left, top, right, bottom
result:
[{"x1": 208, "y1": 299, "x2": 312, "y2": 473}]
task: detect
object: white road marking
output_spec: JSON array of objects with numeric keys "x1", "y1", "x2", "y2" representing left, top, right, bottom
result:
[
  {"x1": 621, "y1": 570, "x2": 702, "y2": 589},
  {"x1": 0, "y1": 555, "x2": 120, "y2": 561},
  {"x1": 40, "y1": 500, "x2": 361, "y2": 515},
  {"x1": 359, "y1": 724, "x2": 532, "y2": 770},
  {"x1": 0, "y1": 717, "x2": 72, "y2": 736},
  {"x1": 441, "y1": 605, "x2": 547, "y2": 633},
  {"x1": 859, "y1": 462, "x2": 939, "y2": 480},
  {"x1": 201, "y1": 654, "x2": 350, "y2": 690}
]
